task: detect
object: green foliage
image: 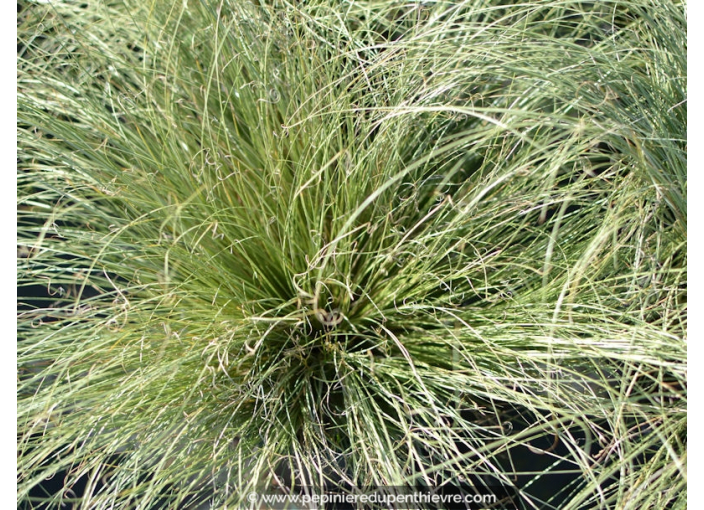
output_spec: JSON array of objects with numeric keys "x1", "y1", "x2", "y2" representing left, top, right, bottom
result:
[{"x1": 18, "y1": 1, "x2": 686, "y2": 508}]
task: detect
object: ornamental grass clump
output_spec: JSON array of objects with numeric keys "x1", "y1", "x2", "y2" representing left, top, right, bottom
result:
[{"x1": 18, "y1": 1, "x2": 686, "y2": 508}]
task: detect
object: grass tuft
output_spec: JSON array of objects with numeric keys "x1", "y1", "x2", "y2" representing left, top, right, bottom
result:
[{"x1": 18, "y1": 1, "x2": 686, "y2": 508}]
